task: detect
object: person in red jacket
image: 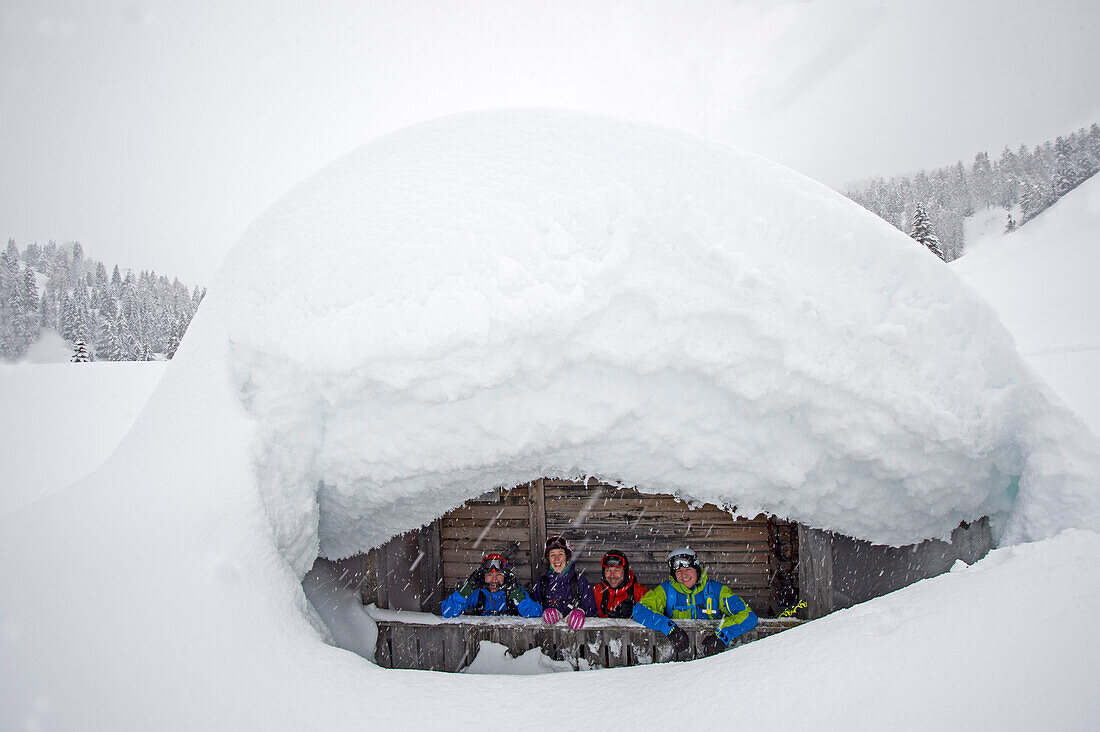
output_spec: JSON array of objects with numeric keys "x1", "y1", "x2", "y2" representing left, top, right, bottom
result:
[{"x1": 591, "y1": 550, "x2": 647, "y2": 618}]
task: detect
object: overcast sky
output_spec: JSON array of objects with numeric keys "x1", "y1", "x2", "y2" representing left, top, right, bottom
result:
[{"x1": 2, "y1": 0, "x2": 1098, "y2": 285}]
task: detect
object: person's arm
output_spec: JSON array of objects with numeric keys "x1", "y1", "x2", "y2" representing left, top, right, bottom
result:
[
  {"x1": 441, "y1": 570, "x2": 483, "y2": 618},
  {"x1": 528, "y1": 575, "x2": 543, "y2": 605},
  {"x1": 578, "y1": 575, "x2": 598, "y2": 617},
  {"x1": 632, "y1": 581, "x2": 648, "y2": 604},
  {"x1": 515, "y1": 587, "x2": 542, "y2": 618},
  {"x1": 631, "y1": 584, "x2": 674, "y2": 634},
  {"x1": 441, "y1": 588, "x2": 478, "y2": 618},
  {"x1": 503, "y1": 574, "x2": 542, "y2": 618},
  {"x1": 715, "y1": 585, "x2": 758, "y2": 643}
]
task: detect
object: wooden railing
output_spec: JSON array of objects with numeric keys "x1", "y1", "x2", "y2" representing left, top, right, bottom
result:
[{"x1": 371, "y1": 613, "x2": 801, "y2": 672}]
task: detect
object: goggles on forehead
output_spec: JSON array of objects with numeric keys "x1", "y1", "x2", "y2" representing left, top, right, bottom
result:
[
  {"x1": 545, "y1": 535, "x2": 569, "y2": 551},
  {"x1": 669, "y1": 554, "x2": 697, "y2": 570},
  {"x1": 481, "y1": 554, "x2": 507, "y2": 572},
  {"x1": 601, "y1": 553, "x2": 626, "y2": 568}
]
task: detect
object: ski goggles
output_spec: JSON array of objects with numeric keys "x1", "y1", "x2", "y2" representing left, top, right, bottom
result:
[
  {"x1": 480, "y1": 554, "x2": 508, "y2": 572},
  {"x1": 544, "y1": 535, "x2": 570, "y2": 553},
  {"x1": 669, "y1": 554, "x2": 698, "y2": 570},
  {"x1": 601, "y1": 553, "x2": 626, "y2": 568}
]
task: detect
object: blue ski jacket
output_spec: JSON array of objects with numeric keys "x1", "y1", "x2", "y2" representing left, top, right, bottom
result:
[
  {"x1": 441, "y1": 585, "x2": 542, "y2": 618},
  {"x1": 632, "y1": 570, "x2": 758, "y2": 644}
]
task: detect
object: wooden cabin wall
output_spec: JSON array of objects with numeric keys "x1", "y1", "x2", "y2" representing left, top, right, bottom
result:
[
  {"x1": 441, "y1": 482, "x2": 537, "y2": 590},
  {"x1": 542, "y1": 480, "x2": 778, "y2": 615},
  {"x1": 427, "y1": 478, "x2": 798, "y2": 617}
]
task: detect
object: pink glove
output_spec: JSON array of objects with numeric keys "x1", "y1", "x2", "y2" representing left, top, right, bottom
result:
[
  {"x1": 566, "y1": 608, "x2": 586, "y2": 630},
  {"x1": 542, "y1": 608, "x2": 561, "y2": 624}
]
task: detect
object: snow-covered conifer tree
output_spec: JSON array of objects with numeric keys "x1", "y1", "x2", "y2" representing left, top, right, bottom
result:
[
  {"x1": 910, "y1": 204, "x2": 946, "y2": 261},
  {"x1": 23, "y1": 241, "x2": 39, "y2": 268},
  {"x1": 71, "y1": 339, "x2": 91, "y2": 362},
  {"x1": 69, "y1": 285, "x2": 95, "y2": 344},
  {"x1": 1053, "y1": 136, "x2": 1082, "y2": 196}
]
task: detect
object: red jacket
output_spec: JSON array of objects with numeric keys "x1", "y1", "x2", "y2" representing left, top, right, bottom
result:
[{"x1": 592, "y1": 571, "x2": 647, "y2": 618}]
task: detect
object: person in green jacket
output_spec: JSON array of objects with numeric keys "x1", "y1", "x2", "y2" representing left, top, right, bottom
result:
[{"x1": 632, "y1": 546, "x2": 758, "y2": 659}]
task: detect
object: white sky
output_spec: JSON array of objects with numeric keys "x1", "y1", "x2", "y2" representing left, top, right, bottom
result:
[{"x1": 2, "y1": 0, "x2": 1098, "y2": 285}]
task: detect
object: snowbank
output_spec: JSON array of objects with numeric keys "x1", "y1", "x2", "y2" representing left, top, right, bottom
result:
[
  {"x1": 0, "y1": 360, "x2": 167, "y2": 515},
  {"x1": 209, "y1": 109, "x2": 1098, "y2": 570}
]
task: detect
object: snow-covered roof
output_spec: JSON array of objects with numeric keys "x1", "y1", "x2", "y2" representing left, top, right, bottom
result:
[{"x1": 192, "y1": 108, "x2": 1099, "y2": 573}]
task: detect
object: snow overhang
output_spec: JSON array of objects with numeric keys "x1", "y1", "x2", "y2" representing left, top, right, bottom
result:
[{"x1": 187, "y1": 109, "x2": 1098, "y2": 576}]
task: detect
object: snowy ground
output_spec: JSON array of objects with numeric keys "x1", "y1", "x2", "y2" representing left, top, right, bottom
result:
[
  {"x1": 1, "y1": 114, "x2": 1097, "y2": 730},
  {"x1": 0, "y1": 359, "x2": 166, "y2": 515}
]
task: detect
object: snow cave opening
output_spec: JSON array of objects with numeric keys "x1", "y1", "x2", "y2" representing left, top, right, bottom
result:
[{"x1": 302, "y1": 476, "x2": 991, "y2": 673}]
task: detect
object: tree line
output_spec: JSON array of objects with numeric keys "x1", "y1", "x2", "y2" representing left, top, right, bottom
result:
[
  {"x1": 844, "y1": 123, "x2": 1100, "y2": 261},
  {"x1": 0, "y1": 238, "x2": 204, "y2": 362}
]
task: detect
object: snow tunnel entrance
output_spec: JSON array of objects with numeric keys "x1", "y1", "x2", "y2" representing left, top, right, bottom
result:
[{"x1": 306, "y1": 478, "x2": 993, "y2": 672}]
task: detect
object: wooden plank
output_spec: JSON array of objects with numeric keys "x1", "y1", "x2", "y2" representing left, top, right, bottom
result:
[
  {"x1": 417, "y1": 519, "x2": 442, "y2": 613},
  {"x1": 543, "y1": 495, "x2": 746, "y2": 511},
  {"x1": 442, "y1": 505, "x2": 530, "y2": 521},
  {"x1": 375, "y1": 624, "x2": 392, "y2": 667},
  {"x1": 439, "y1": 527, "x2": 532, "y2": 542},
  {"x1": 798, "y1": 524, "x2": 833, "y2": 619},
  {"x1": 442, "y1": 569, "x2": 534, "y2": 584},
  {"x1": 545, "y1": 520, "x2": 769, "y2": 539},
  {"x1": 442, "y1": 516, "x2": 531, "y2": 527},
  {"x1": 543, "y1": 508, "x2": 751, "y2": 523},
  {"x1": 528, "y1": 478, "x2": 547, "y2": 584},
  {"x1": 541, "y1": 521, "x2": 770, "y2": 536},
  {"x1": 374, "y1": 540, "x2": 390, "y2": 610},
  {"x1": 441, "y1": 624, "x2": 467, "y2": 672},
  {"x1": 419, "y1": 624, "x2": 445, "y2": 670},
  {"x1": 372, "y1": 617, "x2": 805, "y2": 670},
  {"x1": 544, "y1": 493, "x2": 747, "y2": 511},
  {"x1": 503, "y1": 486, "x2": 530, "y2": 506},
  {"x1": 444, "y1": 547, "x2": 531, "y2": 563}
]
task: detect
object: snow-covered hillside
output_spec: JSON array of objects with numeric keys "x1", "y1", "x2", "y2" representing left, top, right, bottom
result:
[
  {"x1": 953, "y1": 175, "x2": 1100, "y2": 437},
  {"x1": 0, "y1": 360, "x2": 166, "y2": 515},
  {"x1": 1, "y1": 111, "x2": 1098, "y2": 730}
]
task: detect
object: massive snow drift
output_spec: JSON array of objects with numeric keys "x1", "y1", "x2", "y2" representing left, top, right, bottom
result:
[{"x1": 211, "y1": 109, "x2": 1098, "y2": 572}]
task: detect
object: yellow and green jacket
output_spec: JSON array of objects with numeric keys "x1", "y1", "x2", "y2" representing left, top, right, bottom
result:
[{"x1": 631, "y1": 570, "x2": 758, "y2": 644}]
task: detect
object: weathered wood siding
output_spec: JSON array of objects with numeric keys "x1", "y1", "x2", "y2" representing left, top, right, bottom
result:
[
  {"x1": 374, "y1": 617, "x2": 801, "y2": 672},
  {"x1": 433, "y1": 478, "x2": 797, "y2": 617},
  {"x1": 543, "y1": 480, "x2": 777, "y2": 614},
  {"x1": 441, "y1": 483, "x2": 537, "y2": 589}
]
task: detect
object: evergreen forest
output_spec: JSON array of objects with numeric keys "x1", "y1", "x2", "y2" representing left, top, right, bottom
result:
[
  {"x1": 844, "y1": 123, "x2": 1100, "y2": 261},
  {"x1": 0, "y1": 238, "x2": 204, "y2": 362}
]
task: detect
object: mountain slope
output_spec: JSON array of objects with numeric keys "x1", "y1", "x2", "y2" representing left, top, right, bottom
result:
[{"x1": 952, "y1": 175, "x2": 1100, "y2": 435}]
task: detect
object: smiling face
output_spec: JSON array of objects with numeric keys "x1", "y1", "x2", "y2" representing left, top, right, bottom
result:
[
  {"x1": 674, "y1": 566, "x2": 698, "y2": 589},
  {"x1": 484, "y1": 568, "x2": 504, "y2": 591},
  {"x1": 603, "y1": 564, "x2": 625, "y2": 588},
  {"x1": 548, "y1": 548, "x2": 568, "y2": 573}
]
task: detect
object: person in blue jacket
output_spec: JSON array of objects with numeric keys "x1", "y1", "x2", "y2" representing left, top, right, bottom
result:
[
  {"x1": 633, "y1": 546, "x2": 758, "y2": 659},
  {"x1": 441, "y1": 553, "x2": 542, "y2": 618}
]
